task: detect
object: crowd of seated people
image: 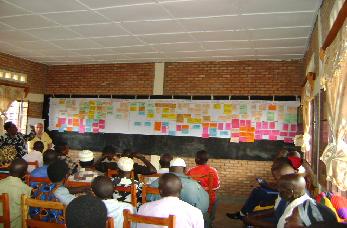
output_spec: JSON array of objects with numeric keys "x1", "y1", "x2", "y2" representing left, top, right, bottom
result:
[{"x1": 1, "y1": 139, "x2": 347, "y2": 228}]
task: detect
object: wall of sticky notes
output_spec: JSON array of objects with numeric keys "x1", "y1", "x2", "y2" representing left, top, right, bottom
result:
[{"x1": 49, "y1": 98, "x2": 299, "y2": 143}]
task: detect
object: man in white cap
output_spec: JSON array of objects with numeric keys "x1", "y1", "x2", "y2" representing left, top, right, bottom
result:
[
  {"x1": 68, "y1": 150, "x2": 101, "y2": 182},
  {"x1": 111, "y1": 157, "x2": 142, "y2": 205},
  {"x1": 148, "y1": 157, "x2": 210, "y2": 226}
]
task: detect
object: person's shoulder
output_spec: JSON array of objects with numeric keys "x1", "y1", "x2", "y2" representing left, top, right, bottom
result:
[{"x1": 179, "y1": 199, "x2": 203, "y2": 213}]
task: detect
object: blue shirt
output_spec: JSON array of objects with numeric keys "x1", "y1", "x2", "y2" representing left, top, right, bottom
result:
[
  {"x1": 31, "y1": 165, "x2": 48, "y2": 177},
  {"x1": 148, "y1": 172, "x2": 209, "y2": 213}
]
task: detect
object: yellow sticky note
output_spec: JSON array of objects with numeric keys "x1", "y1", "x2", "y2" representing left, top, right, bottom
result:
[
  {"x1": 224, "y1": 104, "x2": 233, "y2": 114},
  {"x1": 163, "y1": 108, "x2": 170, "y2": 113},
  {"x1": 214, "y1": 104, "x2": 221, "y2": 110},
  {"x1": 168, "y1": 114, "x2": 177, "y2": 120},
  {"x1": 147, "y1": 113, "x2": 154, "y2": 118},
  {"x1": 130, "y1": 107, "x2": 137, "y2": 111}
]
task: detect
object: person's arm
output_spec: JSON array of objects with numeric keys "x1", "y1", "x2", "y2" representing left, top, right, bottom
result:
[
  {"x1": 132, "y1": 153, "x2": 157, "y2": 174},
  {"x1": 23, "y1": 125, "x2": 36, "y2": 141},
  {"x1": 211, "y1": 168, "x2": 220, "y2": 190},
  {"x1": 45, "y1": 132, "x2": 53, "y2": 149},
  {"x1": 243, "y1": 209, "x2": 276, "y2": 228}
]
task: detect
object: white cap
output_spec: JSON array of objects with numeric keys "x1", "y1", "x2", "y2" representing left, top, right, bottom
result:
[
  {"x1": 79, "y1": 150, "x2": 94, "y2": 162},
  {"x1": 170, "y1": 157, "x2": 186, "y2": 167},
  {"x1": 118, "y1": 157, "x2": 134, "y2": 172}
]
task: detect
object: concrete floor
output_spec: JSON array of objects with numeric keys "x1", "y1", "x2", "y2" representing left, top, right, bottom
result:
[{"x1": 212, "y1": 195, "x2": 246, "y2": 228}]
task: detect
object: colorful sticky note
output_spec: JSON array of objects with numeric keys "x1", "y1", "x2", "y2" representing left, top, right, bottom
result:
[
  {"x1": 214, "y1": 104, "x2": 221, "y2": 110},
  {"x1": 225, "y1": 123, "x2": 231, "y2": 130},
  {"x1": 289, "y1": 132, "x2": 297, "y2": 137},
  {"x1": 231, "y1": 133, "x2": 240, "y2": 137},
  {"x1": 256, "y1": 122, "x2": 262, "y2": 129},
  {"x1": 245, "y1": 120, "x2": 251, "y2": 127},
  {"x1": 262, "y1": 121, "x2": 269, "y2": 129},
  {"x1": 280, "y1": 132, "x2": 288, "y2": 136},
  {"x1": 271, "y1": 130, "x2": 280, "y2": 135},
  {"x1": 230, "y1": 137, "x2": 239, "y2": 143},
  {"x1": 209, "y1": 128, "x2": 217, "y2": 137},
  {"x1": 68, "y1": 118, "x2": 73, "y2": 126},
  {"x1": 269, "y1": 135, "x2": 277, "y2": 140},
  {"x1": 224, "y1": 104, "x2": 233, "y2": 114},
  {"x1": 154, "y1": 122, "x2": 162, "y2": 131},
  {"x1": 240, "y1": 120, "x2": 246, "y2": 127},
  {"x1": 202, "y1": 127, "x2": 209, "y2": 134},
  {"x1": 176, "y1": 125, "x2": 182, "y2": 131},
  {"x1": 202, "y1": 133, "x2": 209, "y2": 138},
  {"x1": 134, "y1": 122, "x2": 142, "y2": 126},
  {"x1": 240, "y1": 104, "x2": 247, "y2": 114},
  {"x1": 232, "y1": 119, "x2": 239, "y2": 128},
  {"x1": 79, "y1": 126, "x2": 85, "y2": 133},
  {"x1": 220, "y1": 131, "x2": 230, "y2": 136},
  {"x1": 255, "y1": 134, "x2": 262, "y2": 140},
  {"x1": 283, "y1": 124, "x2": 289, "y2": 131},
  {"x1": 147, "y1": 113, "x2": 154, "y2": 118},
  {"x1": 169, "y1": 131, "x2": 176, "y2": 136},
  {"x1": 210, "y1": 123, "x2": 217, "y2": 128},
  {"x1": 144, "y1": 122, "x2": 152, "y2": 127},
  {"x1": 284, "y1": 138, "x2": 294, "y2": 143},
  {"x1": 161, "y1": 126, "x2": 167, "y2": 134},
  {"x1": 290, "y1": 124, "x2": 297, "y2": 132},
  {"x1": 93, "y1": 128, "x2": 99, "y2": 133},
  {"x1": 269, "y1": 122, "x2": 276, "y2": 129},
  {"x1": 268, "y1": 104, "x2": 277, "y2": 111},
  {"x1": 267, "y1": 112, "x2": 275, "y2": 121},
  {"x1": 192, "y1": 125, "x2": 201, "y2": 130},
  {"x1": 218, "y1": 123, "x2": 224, "y2": 130}
]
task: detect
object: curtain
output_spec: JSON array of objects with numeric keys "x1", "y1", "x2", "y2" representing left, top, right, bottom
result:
[
  {"x1": 301, "y1": 77, "x2": 314, "y2": 154},
  {"x1": 0, "y1": 85, "x2": 27, "y2": 135},
  {"x1": 320, "y1": 20, "x2": 347, "y2": 191}
]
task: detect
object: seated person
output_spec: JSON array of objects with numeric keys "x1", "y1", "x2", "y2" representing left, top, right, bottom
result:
[
  {"x1": 31, "y1": 149, "x2": 58, "y2": 177},
  {"x1": 227, "y1": 157, "x2": 295, "y2": 220},
  {"x1": 0, "y1": 158, "x2": 32, "y2": 228},
  {"x1": 148, "y1": 158, "x2": 209, "y2": 226},
  {"x1": 95, "y1": 145, "x2": 119, "y2": 173},
  {"x1": 285, "y1": 198, "x2": 338, "y2": 227},
  {"x1": 55, "y1": 141, "x2": 78, "y2": 175},
  {"x1": 112, "y1": 157, "x2": 142, "y2": 204},
  {"x1": 47, "y1": 160, "x2": 76, "y2": 206},
  {"x1": 23, "y1": 141, "x2": 44, "y2": 172},
  {"x1": 68, "y1": 150, "x2": 102, "y2": 183},
  {"x1": 121, "y1": 149, "x2": 157, "y2": 179},
  {"x1": 138, "y1": 173, "x2": 204, "y2": 228},
  {"x1": 187, "y1": 150, "x2": 220, "y2": 219},
  {"x1": 91, "y1": 176, "x2": 136, "y2": 227},
  {"x1": 66, "y1": 195, "x2": 108, "y2": 228},
  {"x1": 147, "y1": 153, "x2": 173, "y2": 184}
]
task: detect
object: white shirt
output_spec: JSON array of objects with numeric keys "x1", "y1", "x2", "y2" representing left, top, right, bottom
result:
[
  {"x1": 138, "y1": 196, "x2": 204, "y2": 228},
  {"x1": 103, "y1": 199, "x2": 136, "y2": 228},
  {"x1": 22, "y1": 150, "x2": 43, "y2": 173},
  {"x1": 277, "y1": 193, "x2": 311, "y2": 228}
]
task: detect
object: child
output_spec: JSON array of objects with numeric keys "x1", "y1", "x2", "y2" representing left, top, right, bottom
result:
[
  {"x1": 23, "y1": 141, "x2": 44, "y2": 172},
  {"x1": 92, "y1": 176, "x2": 136, "y2": 227}
]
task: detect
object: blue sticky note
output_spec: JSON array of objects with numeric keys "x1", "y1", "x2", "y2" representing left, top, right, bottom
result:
[
  {"x1": 182, "y1": 129, "x2": 189, "y2": 134},
  {"x1": 163, "y1": 122, "x2": 169, "y2": 127},
  {"x1": 86, "y1": 127, "x2": 92, "y2": 133},
  {"x1": 169, "y1": 131, "x2": 176, "y2": 136},
  {"x1": 209, "y1": 128, "x2": 217, "y2": 137},
  {"x1": 139, "y1": 111, "x2": 145, "y2": 115},
  {"x1": 144, "y1": 122, "x2": 152, "y2": 127},
  {"x1": 220, "y1": 131, "x2": 230, "y2": 136},
  {"x1": 73, "y1": 127, "x2": 79, "y2": 132},
  {"x1": 86, "y1": 119, "x2": 93, "y2": 127},
  {"x1": 58, "y1": 127, "x2": 65, "y2": 132},
  {"x1": 192, "y1": 125, "x2": 201, "y2": 130}
]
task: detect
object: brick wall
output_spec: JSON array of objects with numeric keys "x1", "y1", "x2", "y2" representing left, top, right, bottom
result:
[
  {"x1": 164, "y1": 60, "x2": 304, "y2": 95},
  {"x1": 46, "y1": 63, "x2": 155, "y2": 95}
]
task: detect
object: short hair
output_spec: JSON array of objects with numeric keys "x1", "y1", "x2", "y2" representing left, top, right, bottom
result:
[
  {"x1": 43, "y1": 149, "x2": 58, "y2": 165},
  {"x1": 4, "y1": 122, "x2": 13, "y2": 131},
  {"x1": 47, "y1": 160, "x2": 69, "y2": 183},
  {"x1": 287, "y1": 150, "x2": 302, "y2": 158},
  {"x1": 159, "y1": 153, "x2": 173, "y2": 168},
  {"x1": 9, "y1": 158, "x2": 28, "y2": 178},
  {"x1": 55, "y1": 141, "x2": 68, "y2": 154},
  {"x1": 92, "y1": 176, "x2": 114, "y2": 199},
  {"x1": 33, "y1": 141, "x2": 44, "y2": 152},
  {"x1": 66, "y1": 195, "x2": 107, "y2": 228},
  {"x1": 159, "y1": 173, "x2": 182, "y2": 197},
  {"x1": 196, "y1": 150, "x2": 209, "y2": 165}
]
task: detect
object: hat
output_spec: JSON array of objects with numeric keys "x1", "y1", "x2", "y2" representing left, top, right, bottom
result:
[
  {"x1": 79, "y1": 150, "x2": 94, "y2": 162},
  {"x1": 117, "y1": 157, "x2": 134, "y2": 172},
  {"x1": 170, "y1": 157, "x2": 186, "y2": 167}
]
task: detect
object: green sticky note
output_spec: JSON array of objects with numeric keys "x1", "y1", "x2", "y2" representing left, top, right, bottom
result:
[
  {"x1": 267, "y1": 111, "x2": 275, "y2": 121},
  {"x1": 240, "y1": 104, "x2": 248, "y2": 114}
]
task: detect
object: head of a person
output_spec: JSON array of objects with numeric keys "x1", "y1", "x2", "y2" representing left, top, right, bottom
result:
[
  {"x1": 43, "y1": 149, "x2": 58, "y2": 166},
  {"x1": 284, "y1": 199, "x2": 338, "y2": 228},
  {"x1": 79, "y1": 150, "x2": 94, "y2": 168},
  {"x1": 271, "y1": 157, "x2": 296, "y2": 181},
  {"x1": 274, "y1": 149, "x2": 289, "y2": 160},
  {"x1": 195, "y1": 150, "x2": 209, "y2": 165},
  {"x1": 159, "y1": 153, "x2": 173, "y2": 169},
  {"x1": 55, "y1": 142, "x2": 69, "y2": 156},
  {"x1": 117, "y1": 157, "x2": 134, "y2": 175},
  {"x1": 35, "y1": 123, "x2": 44, "y2": 135},
  {"x1": 66, "y1": 195, "x2": 107, "y2": 228},
  {"x1": 278, "y1": 173, "x2": 306, "y2": 202},
  {"x1": 102, "y1": 145, "x2": 117, "y2": 160},
  {"x1": 121, "y1": 148, "x2": 133, "y2": 158},
  {"x1": 33, "y1": 141, "x2": 44, "y2": 153},
  {"x1": 9, "y1": 158, "x2": 28, "y2": 178},
  {"x1": 4, "y1": 122, "x2": 17, "y2": 136},
  {"x1": 47, "y1": 160, "x2": 69, "y2": 183},
  {"x1": 287, "y1": 150, "x2": 302, "y2": 158},
  {"x1": 159, "y1": 173, "x2": 182, "y2": 198},
  {"x1": 92, "y1": 176, "x2": 114, "y2": 200},
  {"x1": 169, "y1": 157, "x2": 186, "y2": 174}
]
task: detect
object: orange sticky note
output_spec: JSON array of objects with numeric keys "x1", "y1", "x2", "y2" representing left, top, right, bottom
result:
[
  {"x1": 210, "y1": 123, "x2": 217, "y2": 128},
  {"x1": 154, "y1": 122, "x2": 162, "y2": 131},
  {"x1": 268, "y1": 104, "x2": 277, "y2": 111}
]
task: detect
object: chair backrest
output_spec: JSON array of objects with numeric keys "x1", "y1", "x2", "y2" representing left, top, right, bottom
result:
[
  {"x1": 106, "y1": 217, "x2": 114, "y2": 228},
  {"x1": 0, "y1": 193, "x2": 10, "y2": 228},
  {"x1": 0, "y1": 173, "x2": 9, "y2": 180},
  {"x1": 27, "y1": 161, "x2": 39, "y2": 169},
  {"x1": 65, "y1": 180, "x2": 91, "y2": 188},
  {"x1": 138, "y1": 173, "x2": 162, "y2": 183},
  {"x1": 123, "y1": 209, "x2": 175, "y2": 228},
  {"x1": 25, "y1": 176, "x2": 51, "y2": 185},
  {"x1": 107, "y1": 169, "x2": 118, "y2": 178},
  {"x1": 21, "y1": 194, "x2": 66, "y2": 228},
  {"x1": 114, "y1": 184, "x2": 137, "y2": 207},
  {"x1": 141, "y1": 185, "x2": 160, "y2": 204},
  {"x1": 189, "y1": 173, "x2": 214, "y2": 212}
]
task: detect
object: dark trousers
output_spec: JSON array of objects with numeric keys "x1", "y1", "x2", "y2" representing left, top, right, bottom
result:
[{"x1": 240, "y1": 187, "x2": 278, "y2": 214}]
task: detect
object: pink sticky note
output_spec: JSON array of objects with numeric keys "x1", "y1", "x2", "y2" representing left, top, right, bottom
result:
[
  {"x1": 256, "y1": 122, "x2": 262, "y2": 129},
  {"x1": 272, "y1": 130, "x2": 280, "y2": 135},
  {"x1": 68, "y1": 119, "x2": 73, "y2": 125},
  {"x1": 232, "y1": 119, "x2": 240, "y2": 128},
  {"x1": 218, "y1": 123, "x2": 224, "y2": 130},
  {"x1": 262, "y1": 122, "x2": 269, "y2": 129},
  {"x1": 289, "y1": 132, "x2": 297, "y2": 137},
  {"x1": 290, "y1": 124, "x2": 297, "y2": 132},
  {"x1": 255, "y1": 134, "x2": 262, "y2": 140},
  {"x1": 284, "y1": 138, "x2": 294, "y2": 143},
  {"x1": 280, "y1": 132, "x2": 288, "y2": 136},
  {"x1": 269, "y1": 122, "x2": 276, "y2": 129},
  {"x1": 93, "y1": 128, "x2": 99, "y2": 133},
  {"x1": 176, "y1": 125, "x2": 182, "y2": 131},
  {"x1": 202, "y1": 133, "x2": 209, "y2": 138},
  {"x1": 283, "y1": 124, "x2": 289, "y2": 131},
  {"x1": 92, "y1": 122, "x2": 98, "y2": 128},
  {"x1": 58, "y1": 118, "x2": 66, "y2": 125},
  {"x1": 255, "y1": 130, "x2": 261, "y2": 135},
  {"x1": 99, "y1": 119, "x2": 105, "y2": 125},
  {"x1": 240, "y1": 120, "x2": 246, "y2": 127},
  {"x1": 246, "y1": 120, "x2": 251, "y2": 127},
  {"x1": 79, "y1": 119, "x2": 84, "y2": 125},
  {"x1": 239, "y1": 137, "x2": 247, "y2": 142},
  {"x1": 262, "y1": 130, "x2": 270, "y2": 135},
  {"x1": 269, "y1": 135, "x2": 277, "y2": 140},
  {"x1": 232, "y1": 133, "x2": 240, "y2": 137},
  {"x1": 225, "y1": 123, "x2": 231, "y2": 130},
  {"x1": 161, "y1": 126, "x2": 167, "y2": 134},
  {"x1": 203, "y1": 127, "x2": 209, "y2": 134},
  {"x1": 79, "y1": 126, "x2": 85, "y2": 133}
]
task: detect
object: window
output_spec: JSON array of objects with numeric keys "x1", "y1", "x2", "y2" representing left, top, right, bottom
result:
[
  {"x1": 0, "y1": 69, "x2": 27, "y2": 83},
  {"x1": 5, "y1": 100, "x2": 28, "y2": 134}
]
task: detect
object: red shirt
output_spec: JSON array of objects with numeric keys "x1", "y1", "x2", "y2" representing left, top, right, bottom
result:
[{"x1": 187, "y1": 164, "x2": 220, "y2": 204}]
